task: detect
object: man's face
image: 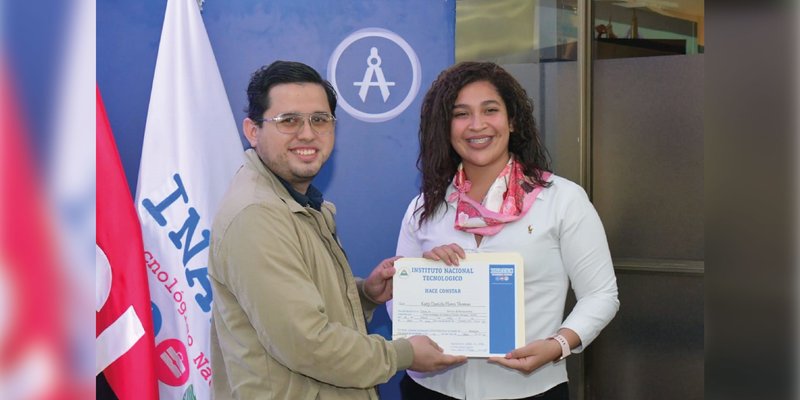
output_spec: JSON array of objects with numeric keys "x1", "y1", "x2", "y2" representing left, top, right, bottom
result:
[{"x1": 244, "y1": 83, "x2": 334, "y2": 193}]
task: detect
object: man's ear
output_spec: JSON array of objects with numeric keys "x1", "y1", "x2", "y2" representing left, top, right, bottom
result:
[{"x1": 243, "y1": 118, "x2": 259, "y2": 147}]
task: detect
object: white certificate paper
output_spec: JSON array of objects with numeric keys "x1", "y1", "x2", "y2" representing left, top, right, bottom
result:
[{"x1": 391, "y1": 252, "x2": 525, "y2": 357}]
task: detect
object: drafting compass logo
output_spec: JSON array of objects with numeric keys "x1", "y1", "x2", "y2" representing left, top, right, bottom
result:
[
  {"x1": 354, "y1": 47, "x2": 395, "y2": 103},
  {"x1": 328, "y1": 28, "x2": 421, "y2": 123}
]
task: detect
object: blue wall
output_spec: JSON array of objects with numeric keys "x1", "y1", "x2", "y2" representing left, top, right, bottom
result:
[
  {"x1": 4, "y1": 0, "x2": 70, "y2": 161},
  {"x1": 98, "y1": 1, "x2": 455, "y2": 398}
]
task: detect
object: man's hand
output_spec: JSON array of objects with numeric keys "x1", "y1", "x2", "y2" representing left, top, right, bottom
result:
[
  {"x1": 487, "y1": 339, "x2": 562, "y2": 374},
  {"x1": 363, "y1": 256, "x2": 401, "y2": 304},
  {"x1": 407, "y1": 336, "x2": 467, "y2": 372}
]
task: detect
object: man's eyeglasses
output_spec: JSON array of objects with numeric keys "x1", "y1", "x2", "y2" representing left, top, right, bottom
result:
[{"x1": 255, "y1": 112, "x2": 336, "y2": 135}]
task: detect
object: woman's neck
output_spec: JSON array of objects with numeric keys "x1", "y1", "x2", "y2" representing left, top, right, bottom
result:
[{"x1": 462, "y1": 156, "x2": 511, "y2": 203}]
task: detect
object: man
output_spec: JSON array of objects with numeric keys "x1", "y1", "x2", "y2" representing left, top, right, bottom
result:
[{"x1": 209, "y1": 60, "x2": 464, "y2": 400}]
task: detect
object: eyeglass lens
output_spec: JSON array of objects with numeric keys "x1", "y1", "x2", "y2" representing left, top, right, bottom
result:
[{"x1": 275, "y1": 113, "x2": 334, "y2": 134}]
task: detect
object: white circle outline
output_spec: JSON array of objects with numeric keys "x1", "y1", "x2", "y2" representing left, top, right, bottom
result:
[{"x1": 327, "y1": 28, "x2": 421, "y2": 123}]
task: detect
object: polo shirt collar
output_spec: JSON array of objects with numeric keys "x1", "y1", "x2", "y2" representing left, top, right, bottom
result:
[{"x1": 273, "y1": 174, "x2": 324, "y2": 211}]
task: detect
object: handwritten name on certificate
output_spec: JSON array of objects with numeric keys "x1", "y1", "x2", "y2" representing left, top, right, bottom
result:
[{"x1": 392, "y1": 253, "x2": 525, "y2": 357}]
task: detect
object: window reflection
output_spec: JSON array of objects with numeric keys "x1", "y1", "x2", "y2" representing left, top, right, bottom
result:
[
  {"x1": 456, "y1": 0, "x2": 703, "y2": 63},
  {"x1": 594, "y1": 0, "x2": 704, "y2": 59}
]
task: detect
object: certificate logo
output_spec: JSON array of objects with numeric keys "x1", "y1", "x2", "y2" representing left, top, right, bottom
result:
[
  {"x1": 397, "y1": 267, "x2": 410, "y2": 279},
  {"x1": 489, "y1": 264, "x2": 514, "y2": 285},
  {"x1": 327, "y1": 28, "x2": 422, "y2": 123}
]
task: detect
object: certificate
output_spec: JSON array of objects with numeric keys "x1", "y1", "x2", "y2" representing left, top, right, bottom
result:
[{"x1": 391, "y1": 252, "x2": 525, "y2": 357}]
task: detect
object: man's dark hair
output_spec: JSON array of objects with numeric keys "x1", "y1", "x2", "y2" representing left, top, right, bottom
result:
[{"x1": 246, "y1": 60, "x2": 337, "y2": 123}]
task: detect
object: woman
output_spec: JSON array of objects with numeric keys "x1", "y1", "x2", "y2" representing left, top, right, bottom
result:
[{"x1": 391, "y1": 62, "x2": 619, "y2": 400}]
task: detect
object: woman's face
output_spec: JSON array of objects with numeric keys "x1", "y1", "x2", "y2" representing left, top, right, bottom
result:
[{"x1": 449, "y1": 80, "x2": 512, "y2": 176}]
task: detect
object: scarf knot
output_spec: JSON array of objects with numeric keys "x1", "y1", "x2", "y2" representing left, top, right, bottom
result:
[{"x1": 450, "y1": 157, "x2": 550, "y2": 236}]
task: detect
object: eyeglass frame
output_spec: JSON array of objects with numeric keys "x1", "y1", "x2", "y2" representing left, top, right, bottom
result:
[{"x1": 254, "y1": 112, "x2": 337, "y2": 135}]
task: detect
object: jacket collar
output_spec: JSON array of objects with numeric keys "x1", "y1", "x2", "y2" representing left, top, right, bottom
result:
[{"x1": 244, "y1": 149, "x2": 316, "y2": 214}]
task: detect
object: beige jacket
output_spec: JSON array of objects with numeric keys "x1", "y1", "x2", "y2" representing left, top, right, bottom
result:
[{"x1": 209, "y1": 150, "x2": 413, "y2": 400}]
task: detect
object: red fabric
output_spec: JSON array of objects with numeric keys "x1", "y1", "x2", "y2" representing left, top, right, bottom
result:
[
  {"x1": 96, "y1": 86, "x2": 159, "y2": 400},
  {"x1": 0, "y1": 59, "x2": 71, "y2": 400}
]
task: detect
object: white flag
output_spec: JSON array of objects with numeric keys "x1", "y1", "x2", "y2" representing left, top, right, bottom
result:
[
  {"x1": 135, "y1": 1, "x2": 243, "y2": 399},
  {"x1": 48, "y1": 0, "x2": 95, "y2": 391}
]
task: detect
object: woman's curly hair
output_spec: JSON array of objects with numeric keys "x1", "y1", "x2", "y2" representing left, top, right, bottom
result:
[{"x1": 416, "y1": 61, "x2": 551, "y2": 226}]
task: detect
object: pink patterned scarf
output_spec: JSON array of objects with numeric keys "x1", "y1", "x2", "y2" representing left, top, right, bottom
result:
[{"x1": 448, "y1": 157, "x2": 551, "y2": 236}]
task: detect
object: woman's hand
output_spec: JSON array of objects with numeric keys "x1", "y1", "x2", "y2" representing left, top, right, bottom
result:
[
  {"x1": 423, "y1": 243, "x2": 466, "y2": 266},
  {"x1": 487, "y1": 339, "x2": 562, "y2": 374}
]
